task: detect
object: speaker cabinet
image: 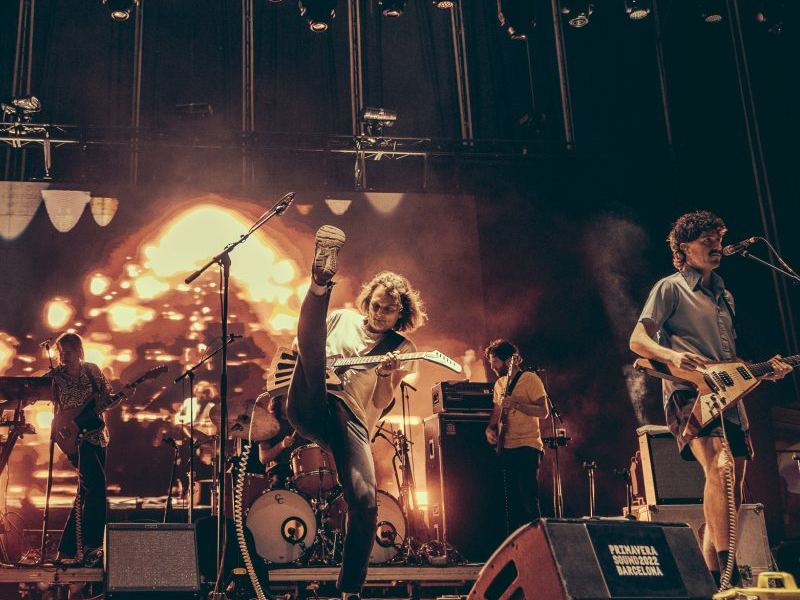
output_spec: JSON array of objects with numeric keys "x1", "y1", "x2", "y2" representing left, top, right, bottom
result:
[
  {"x1": 635, "y1": 426, "x2": 705, "y2": 504},
  {"x1": 424, "y1": 413, "x2": 507, "y2": 561},
  {"x1": 106, "y1": 523, "x2": 201, "y2": 599},
  {"x1": 468, "y1": 519, "x2": 716, "y2": 600},
  {"x1": 634, "y1": 503, "x2": 775, "y2": 586}
]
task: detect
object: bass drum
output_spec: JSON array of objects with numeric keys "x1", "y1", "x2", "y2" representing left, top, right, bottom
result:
[
  {"x1": 246, "y1": 489, "x2": 316, "y2": 563},
  {"x1": 325, "y1": 490, "x2": 406, "y2": 564}
]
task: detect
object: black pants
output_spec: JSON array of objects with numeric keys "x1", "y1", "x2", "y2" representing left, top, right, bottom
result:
[
  {"x1": 501, "y1": 445, "x2": 542, "y2": 534},
  {"x1": 59, "y1": 442, "x2": 107, "y2": 556},
  {"x1": 287, "y1": 289, "x2": 377, "y2": 594}
]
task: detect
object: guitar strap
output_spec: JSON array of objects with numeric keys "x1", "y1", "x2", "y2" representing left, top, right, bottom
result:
[{"x1": 506, "y1": 370, "x2": 524, "y2": 396}]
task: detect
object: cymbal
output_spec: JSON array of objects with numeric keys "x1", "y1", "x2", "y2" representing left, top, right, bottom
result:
[{"x1": 209, "y1": 398, "x2": 279, "y2": 442}]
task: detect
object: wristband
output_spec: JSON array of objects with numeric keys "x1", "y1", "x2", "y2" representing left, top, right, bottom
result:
[{"x1": 375, "y1": 367, "x2": 391, "y2": 378}]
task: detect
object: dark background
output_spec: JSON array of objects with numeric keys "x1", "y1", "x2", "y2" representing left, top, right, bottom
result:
[{"x1": 2, "y1": 0, "x2": 799, "y2": 546}]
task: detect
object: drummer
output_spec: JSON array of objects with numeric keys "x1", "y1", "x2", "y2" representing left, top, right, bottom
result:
[{"x1": 257, "y1": 396, "x2": 306, "y2": 488}]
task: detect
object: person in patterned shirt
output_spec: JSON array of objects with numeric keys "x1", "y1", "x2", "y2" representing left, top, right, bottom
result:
[{"x1": 51, "y1": 332, "x2": 120, "y2": 563}]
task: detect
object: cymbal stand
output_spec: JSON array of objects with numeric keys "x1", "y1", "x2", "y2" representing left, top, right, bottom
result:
[
  {"x1": 541, "y1": 385, "x2": 569, "y2": 519},
  {"x1": 163, "y1": 437, "x2": 180, "y2": 523},
  {"x1": 38, "y1": 341, "x2": 57, "y2": 565}
]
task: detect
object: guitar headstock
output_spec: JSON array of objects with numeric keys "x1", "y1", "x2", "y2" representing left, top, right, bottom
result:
[
  {"x1": 422, "y1": 351, "x2": 463, "y2": 374},
  {"x1": 129, "y1": 364, "x2": 169, "y2": 387}
]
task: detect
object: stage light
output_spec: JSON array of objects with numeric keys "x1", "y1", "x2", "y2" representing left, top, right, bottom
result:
[
  {"x1": 298, "y1": 0, "x2": 337, "y2": 32},
  {"x1": 755, "y1": 1, "x2": 785, "y2": 35},
  {"x1": 498, "y1": 0, "x2": 537, "y2": 40},
  {"x1": 698, "y1": 0, "x2": 724, "y2": 23},
  {"x1": 561, "y1": 1, "x2": 593, "y2": 27},
  {"x1": 11, "y1": 95, "x2": 41, "y2": 112},
  {"x1": 360, "y1": 107, "x2": 397, "y2": 136},
  {"x1": 379, "y1": 0, "x2": 406, "y2": 17},
  {"x1": 624, "y1": 0, "x2": 651, "y2": 20},
  {"x1": 433, "y1": 0, "x2": 454, "y2": 10},
  {"x1": 102, "y1": 0, "x2": 139, "y2": 21}
]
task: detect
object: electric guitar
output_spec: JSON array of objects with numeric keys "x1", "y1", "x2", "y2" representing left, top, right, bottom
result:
[
  {"x1": 496, "y1": 353, "x2": 521, "y2": 454},
  {"x1": 633, "y1": 354, "x2": 799, "y2": 438},
  {"x1": 52, "y1": 365, "x2": 168, "y2": 455},
  {"x1": 266, "y1": 346, "x2": 462, "y2": 397}
]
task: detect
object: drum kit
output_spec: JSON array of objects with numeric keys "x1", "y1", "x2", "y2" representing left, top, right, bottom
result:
[
  {"x1": 204, "y1": 399, "x2": 409, "y2": 567},
  {"x1": 238, "y1": 442, "x2": 407, "y2": 567}
]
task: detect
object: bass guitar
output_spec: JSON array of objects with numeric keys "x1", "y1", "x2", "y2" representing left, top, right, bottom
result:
[
  {"x1": 496, "y1": 353, "x2": 521, "y2": 454},
  {"x1": 633, "y1": 354, "x2": 799, "y2": 438},
  {"x1": 52, "y1": 365, "x2": 168, "y2": 455},
  {"x1": 266, "y1": 347, "x2": 462, "y2": 397}
]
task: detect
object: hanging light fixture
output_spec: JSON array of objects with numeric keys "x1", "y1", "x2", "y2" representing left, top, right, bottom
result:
[
  {"x1": 90, "y1": 197, "x2": 120, "y2": 227},
  {"x1": 298, "y1": 0, "x2": 337, "y2": 32},
  {"x1": 561, "y1": 1, "x2": 594, "y2": 27},
  {"x1": 432, "y1": 0, "x2": 454, "y2": 9},
  {"x1": 41, "y1": 190, "x2": 90, "y2": 233},
  {"x1": 102, "y1": 0, "x2": 139, "y2": 21},
  {"x1": 498, "y1": 0, "x2": 537, "y2": 40},
  {"x1": 0, "y1": 182, "x2": 48, "y2": 240},
  {"x1": 698, "y1": 0, "x2": 724, "y2": 23},
  {"x1": 624, "y1": 0, "x2": 651, "y2": 20},
  {"x1": 379, "y1": 0, "x2": 406, "y2": 17}
]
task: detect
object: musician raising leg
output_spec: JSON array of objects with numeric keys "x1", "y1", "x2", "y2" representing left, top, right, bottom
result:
[
  {"x1": 286, "y1": 226, "x2": 426, "y2": 600},
  {"x1": 629, "y1": 211, "x2": 791, "y2": 585},
  {"x1": 484, "y1": 340, "x2": 549, "y2": 532}
]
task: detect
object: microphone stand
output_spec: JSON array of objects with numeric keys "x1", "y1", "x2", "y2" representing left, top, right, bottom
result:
[
  {"x1": 39, "y1": 341, "x2": 57, "y2": 564},
  {"x1": 162, "y1": 437, "x2": 180, "y2": 523},
  {"x1": 541, "y1": 390, "x2": 569, "y2": 519},
  {"x1": 174, "y1": 335, "x2": 240, "y2": 524},
  {"x1": 181, "y1": 191, "x2": 294, "y2": 579},
  {"x1": 737, "y1": 249, "x2": 800, "y2": 284}
]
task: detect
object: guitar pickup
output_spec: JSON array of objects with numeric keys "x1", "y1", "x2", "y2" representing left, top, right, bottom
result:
[{"x1": 703, "y1": 373, "x2": 720, "y2": 393}]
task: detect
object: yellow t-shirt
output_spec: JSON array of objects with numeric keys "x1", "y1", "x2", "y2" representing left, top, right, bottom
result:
[{"x1": 494, "y1": 370, "x2": 547, "y2": 451}]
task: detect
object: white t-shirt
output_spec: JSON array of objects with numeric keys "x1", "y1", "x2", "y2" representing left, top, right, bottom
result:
[{"x1": 325, "y1": 308, "x2": 417, "y2": 432}]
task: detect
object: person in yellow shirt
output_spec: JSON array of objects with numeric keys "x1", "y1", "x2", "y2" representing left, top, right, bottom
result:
[{"x1": 484, "y1": 339, "x2": 549, "y2": 532}]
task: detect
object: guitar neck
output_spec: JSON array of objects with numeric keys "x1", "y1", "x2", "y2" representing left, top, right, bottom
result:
[
  {"x1": 328, "y1": 352, "x2": 425, "y2": 369},
  {"x1": 747, "y1": 354, "x2": 800, "y2": 378}
]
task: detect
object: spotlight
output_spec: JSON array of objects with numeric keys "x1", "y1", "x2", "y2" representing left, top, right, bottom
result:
[
  {"x1": 102, "y1": 0, "x2": 139, "y2": 21},
  {"x1": 498, "y1": 0, "x2": 537, "y2": 40},
  {"x1": 698, "y1": 0, "x2": 724, "y2": 23},
  {"x1": 624, "y1": 0, "x2": 651, "y2": 20},
  {"x1": 432, "y1": 0, "x2": 454, "y2": 9},
  {"x1": 379, "y1": 0, "x2": 406, "y2": 17},
  {"x1": 11, "y1": 95, "x2": 41, "y2": 112},
  {"x1": 299, "y1": 0, "x2": 337, "y2": 32},
  {"x1": 755, "y1": 1, "x2": 785, "y2": 35},
  {"x1": 1, "y1": 95, "x2": 41, "y2": 122},
  {"x1": 561, "y1": 1, "x2": 593, "y2": 27},
  {"x1": 360, "y1": 107, "x2": 397, "y2": 136}
]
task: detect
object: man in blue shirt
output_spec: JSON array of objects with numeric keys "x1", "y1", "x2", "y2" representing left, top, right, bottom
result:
[{"x1": 630, "y1": 210, "x2": 791, "y2": 584}]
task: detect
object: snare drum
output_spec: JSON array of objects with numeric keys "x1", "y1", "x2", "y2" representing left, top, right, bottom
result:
[
  {"x1": 246, "y1": 489, "x2": 316, "y2": 563},
  {"x1": 325, "y1": 490, "x2": 406, "y2": 564},
  {"x1": 290, "y1": 443, "x2": 338, "y2": 496}
]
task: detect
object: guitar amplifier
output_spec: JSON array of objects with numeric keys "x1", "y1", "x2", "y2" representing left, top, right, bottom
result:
[{"x1": 431, "y1": 381, "x2": 494, "y2": 413}]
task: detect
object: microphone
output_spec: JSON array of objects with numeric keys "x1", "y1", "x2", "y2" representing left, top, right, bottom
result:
[
  {"x1": 722, "y1": 236, "x2": 759, "y2": 256},
  {"x1": 399, "y1": 380, "x2": 417, "y2": 392},
  {"x1": 275, "y1": 192, "x2": 296, "y2": 216}
]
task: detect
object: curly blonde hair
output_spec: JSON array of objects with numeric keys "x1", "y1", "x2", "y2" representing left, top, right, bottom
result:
[{"x1": 356, "y1": 271, "x2": 427, "y2": 333}]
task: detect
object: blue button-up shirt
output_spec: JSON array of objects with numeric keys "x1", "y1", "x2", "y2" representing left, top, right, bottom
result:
[{"x1": 639, "y1": 266, "x2": 747, "y2": 428}]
